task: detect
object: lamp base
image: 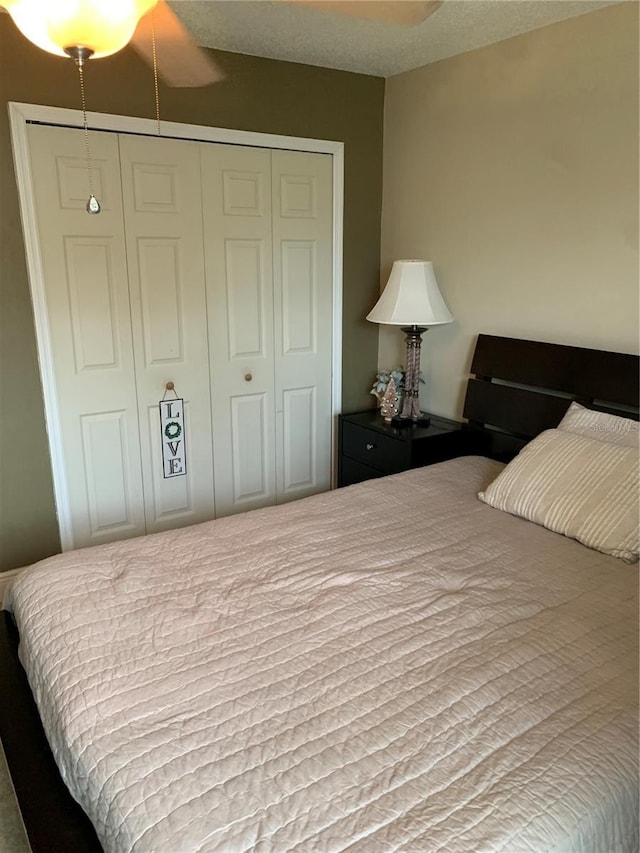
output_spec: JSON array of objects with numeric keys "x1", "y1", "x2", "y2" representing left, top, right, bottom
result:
[{"x1": 391, "y1": 413, "x2": 431, "y2": 427}]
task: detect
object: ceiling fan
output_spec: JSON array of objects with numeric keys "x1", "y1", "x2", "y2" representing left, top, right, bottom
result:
[
  {"x1": 0, "y1": 0, "x2": 443, "y2": 87},
  {"x1": 0, "y1": 1, "x2": 222, "y2": 86}
]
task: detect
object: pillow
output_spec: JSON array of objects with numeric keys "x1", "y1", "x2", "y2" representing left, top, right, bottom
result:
[
  {"x1": 478, "y1": 429, "x2": 639, "y2": 562},
  {"x1": 558, "y1": 402, "x2": 639, "y2": 448}
]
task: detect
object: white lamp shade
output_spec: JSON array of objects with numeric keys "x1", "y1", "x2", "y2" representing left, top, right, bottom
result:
[{"x1": 367, "y1": 260, "x2": 454, "y2": 326}]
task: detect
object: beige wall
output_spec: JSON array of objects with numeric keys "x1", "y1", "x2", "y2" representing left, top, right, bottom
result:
[
  {"x1": 0, "y1": 20, "x2": 384, "y2": 571},
  {"x1": 380, "y1": 2, "x2": 639, "y2": 419}
]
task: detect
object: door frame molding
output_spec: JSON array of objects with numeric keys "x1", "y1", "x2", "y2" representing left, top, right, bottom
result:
[{"x1": 9, "y1": 101, "x2": 344, "y2": 551}]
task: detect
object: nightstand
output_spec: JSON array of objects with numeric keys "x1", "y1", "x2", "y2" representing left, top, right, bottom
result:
[{"x1": 338, "y1": 410, "x2": 464, "y2": 487}]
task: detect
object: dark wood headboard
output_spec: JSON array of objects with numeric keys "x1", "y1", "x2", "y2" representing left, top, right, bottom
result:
[{"x1": 461, "y1": 335, "x2": 639, "y2": 462}]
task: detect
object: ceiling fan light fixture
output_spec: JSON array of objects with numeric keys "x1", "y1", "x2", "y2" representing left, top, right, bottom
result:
[{"x1": 5, "y1": 0, "x2": 158, "y2": 59}]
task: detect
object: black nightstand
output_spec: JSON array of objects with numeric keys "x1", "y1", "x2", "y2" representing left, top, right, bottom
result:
[{"x1": 338, "y1": 410, "x2": 464, "y2": 487}]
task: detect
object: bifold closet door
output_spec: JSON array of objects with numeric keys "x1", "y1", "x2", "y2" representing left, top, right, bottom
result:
[
  {"x1": 202, "y1": 143, "x2": 333, "y2": 516},
  {"x1": 201, "y1": 144, "x2": 277, "y2": 516},
  {"x1": 26, "y1": 125, "x2": 216, "y2": 550},
  {"x1": 272, "y1": 149, "x2": 333, "y2": 502},
  {"x1": 26, "y1": 124, "x2": 146, "y2": 548},
  {"x1": 118, "y1": 134, "x2": 215, "y2": 533}
]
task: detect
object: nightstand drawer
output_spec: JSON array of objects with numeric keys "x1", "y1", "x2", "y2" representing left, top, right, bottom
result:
[
  {"x1": 340, "y1": 457, "x2": 386, "y2": 487},
  {"x1": 341, "y1": 421, "x2": 409, "y2": 473}
]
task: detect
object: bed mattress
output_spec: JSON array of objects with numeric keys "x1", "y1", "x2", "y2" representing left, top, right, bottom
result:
[{"x1": 6, "y1": 456, "x2": 639, "y2": 852}]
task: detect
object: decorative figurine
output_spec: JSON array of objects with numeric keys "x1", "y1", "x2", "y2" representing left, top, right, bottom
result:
[{"x1": 380, "y1": 376, "x2": 400, "y2": 422}]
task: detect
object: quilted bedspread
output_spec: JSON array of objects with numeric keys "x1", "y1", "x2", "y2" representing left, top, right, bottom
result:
[{"x1": 6, "y1": 457, "x2": 639, "y2": 853}]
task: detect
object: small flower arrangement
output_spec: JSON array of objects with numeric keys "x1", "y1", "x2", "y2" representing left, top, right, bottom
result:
[
  {"x1": 370, "y1": 368, "x2": 425, "y2": 417},
  {"x1": 370, "y1": 368, "x2": 405, "y2": 403}
]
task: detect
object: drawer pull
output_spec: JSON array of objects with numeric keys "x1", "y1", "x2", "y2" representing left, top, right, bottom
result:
[{"x1": 365, "y1": 442, "x2": 376, "y2": 451}]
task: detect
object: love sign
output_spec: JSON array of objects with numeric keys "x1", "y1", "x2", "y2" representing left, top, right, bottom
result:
[{"x1": 159, "y1": 398, "x2": 187, "y2": 478}]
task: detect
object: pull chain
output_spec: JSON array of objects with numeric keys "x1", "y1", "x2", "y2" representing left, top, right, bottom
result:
[
  {"x1": 151, "y1": 8, "x2": 161, "y2": 136},
  {"x1": 77, "y1": 61, "x2": 101, "y2": 214}
]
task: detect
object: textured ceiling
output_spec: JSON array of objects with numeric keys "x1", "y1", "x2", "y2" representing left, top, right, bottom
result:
[{"x1": 169, "y1": 0, "x2": 619, "y2": 77}]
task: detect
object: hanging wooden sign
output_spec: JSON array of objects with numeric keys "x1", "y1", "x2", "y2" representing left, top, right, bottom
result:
[{"x1": 159, "y1": 397, "x2": 187, "y2": 478}]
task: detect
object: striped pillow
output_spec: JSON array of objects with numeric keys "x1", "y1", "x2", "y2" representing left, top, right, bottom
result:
[
  {"x1": 478, "y1": 429, "x2": 639, "y2": 562},
  {"x1": 558, "y1": 402, "x2": 639, "y2": 448}
]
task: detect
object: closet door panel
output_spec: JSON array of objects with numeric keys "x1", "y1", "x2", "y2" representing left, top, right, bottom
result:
[
  {"x1": 136, "y1": 238, "x2": 184, "y2": 363},
  {"x1": 282, "y1": 386, "x2": 316, "y2": 491},
  {"x1": 224, "y1": 239, "x2": 266, "y2": 358},
  {"x1": 230, "y1": 393, "x2": 271, "y2": 503},
  {"x1": 26, "y1": 124, "x2": 146, "y2": 548},
  {"x1": 202, "y1": 144, "x2": 276, "y2": 517},
  {"x1": 281, "y1": 240, "x2": 316, "y2": 353},
  {"x1": 272, "y1": 150, "x2": 333, "y2": 503},
  {"x1": 64, "y1": 237, "x2": 119, "y2": 370},
  {"x1": 119, "y1": 135, "x2": 215, "y2": 533},
  {"x1": 81, "y1": 411, "x2": 139, "y2": 535}
]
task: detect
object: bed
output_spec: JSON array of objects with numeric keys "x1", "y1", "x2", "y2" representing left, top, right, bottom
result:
[{"x1": 1, "y1": 334, "x2": 638, "y2": 853}]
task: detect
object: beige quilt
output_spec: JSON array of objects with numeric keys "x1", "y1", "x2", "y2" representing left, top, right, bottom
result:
[{"x1": 6, "y1": 457, "x2": 638, "y2": 853}]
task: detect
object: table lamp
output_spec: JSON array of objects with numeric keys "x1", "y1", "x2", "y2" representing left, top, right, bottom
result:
[{"x1": 367, "y1": 260, "x2": 454, "y2": 424}]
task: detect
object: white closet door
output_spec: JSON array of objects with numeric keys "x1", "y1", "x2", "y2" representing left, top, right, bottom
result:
[
  {"x1": 25, "y1": 126, "x2": 335, "y2": 547},
  {"x1": 272, "y1": 150, "x2": 333, "y2": 502},
  {"x1": 26, "y1": 124, "x2": 146, "y2": 548},
  {"x1": 118, "y1": 135, "x2": 215, "y2": 533},
  {"x1": 201, "y1": 144, "x2": 277, "y2": 516}
]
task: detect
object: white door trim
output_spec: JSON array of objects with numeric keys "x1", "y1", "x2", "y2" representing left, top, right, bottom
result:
[{"x1": 9, "y1": 101, "x2": 344, "y2": 551}]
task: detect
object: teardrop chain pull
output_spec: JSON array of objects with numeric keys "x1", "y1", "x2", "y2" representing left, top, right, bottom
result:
[{"x1": 77, "y1": 61, "x2": 101, "y2": 215}]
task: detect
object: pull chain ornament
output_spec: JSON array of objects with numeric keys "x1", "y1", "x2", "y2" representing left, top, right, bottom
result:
[{"x1": 74, "y1": 53, "x2": 101, "y2": 215}]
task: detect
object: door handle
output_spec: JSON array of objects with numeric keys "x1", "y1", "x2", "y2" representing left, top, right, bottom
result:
[{"x1": 244, "y1": 373, "x2": 253, "y2": 382}]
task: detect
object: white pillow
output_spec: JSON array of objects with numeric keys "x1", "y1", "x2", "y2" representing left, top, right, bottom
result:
[
  {"x1": 478, "y1": 429, "x2": 639, "y2": 563},
  {"x1": 558, "y1": 402, "x2": 638, "y2": 448}
]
